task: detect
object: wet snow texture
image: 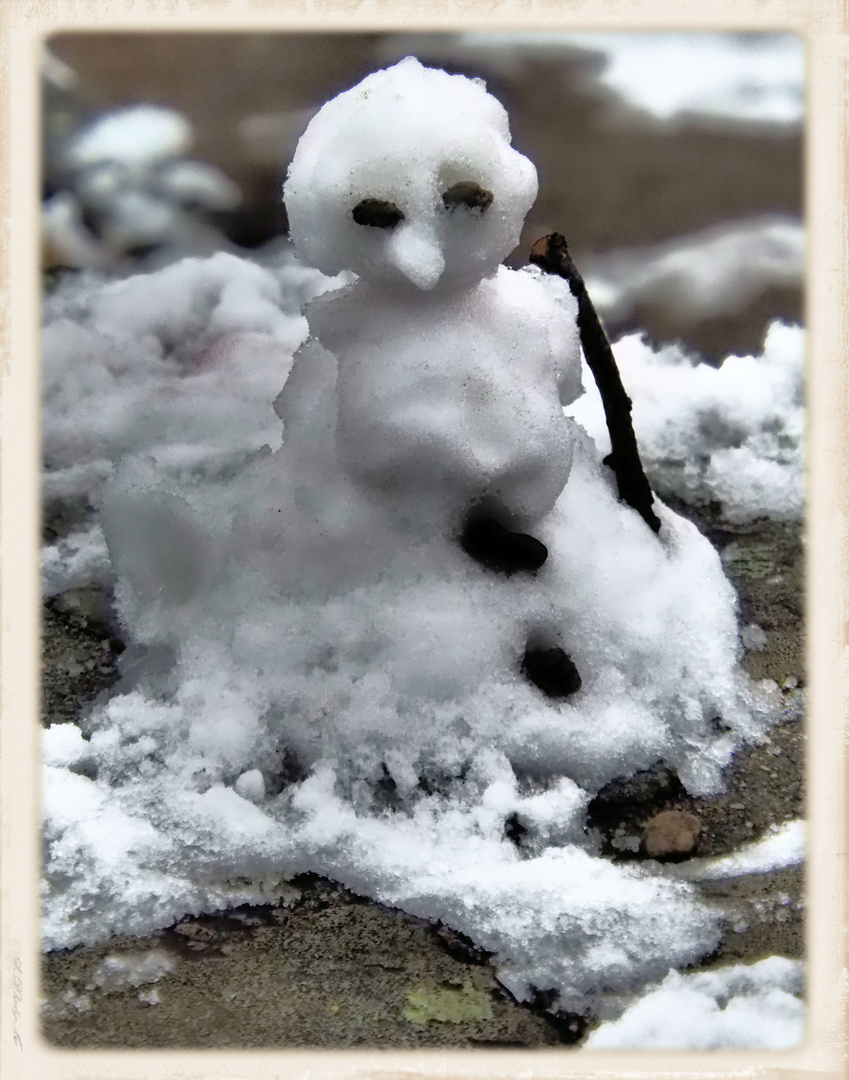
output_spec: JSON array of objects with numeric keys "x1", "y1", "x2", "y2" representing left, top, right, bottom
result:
[{"x1": 41, "y1": 58, "x2": 803, "y2": 1038}]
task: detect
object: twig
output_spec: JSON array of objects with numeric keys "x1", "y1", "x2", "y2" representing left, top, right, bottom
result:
[{"x1": 530, "y1": 233, "x2": 661, "y2": 534}]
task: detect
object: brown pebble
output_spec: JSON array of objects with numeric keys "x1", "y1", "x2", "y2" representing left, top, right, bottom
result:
[{"x1": 641, "y1": 810, "x2": 701, "y2": 859}]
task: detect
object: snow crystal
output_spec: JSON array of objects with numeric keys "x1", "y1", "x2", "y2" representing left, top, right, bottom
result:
[{"x1": 585, "y1": 956, "x2": 803, "y2": 1048}]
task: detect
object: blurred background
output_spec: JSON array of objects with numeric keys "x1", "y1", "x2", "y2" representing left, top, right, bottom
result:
[{"x1": 42, "y1": 31, "x2": 803, "y2": 359}]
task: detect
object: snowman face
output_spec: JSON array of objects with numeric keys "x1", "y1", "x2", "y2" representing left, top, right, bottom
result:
[{"x1": 284, "y1": 59, "x2": 538, "y2": 291}]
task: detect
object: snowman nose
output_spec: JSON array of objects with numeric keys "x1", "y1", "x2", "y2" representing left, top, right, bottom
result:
[{"x1": 386, "y1": 223, "x2": 445, "y2": 290}]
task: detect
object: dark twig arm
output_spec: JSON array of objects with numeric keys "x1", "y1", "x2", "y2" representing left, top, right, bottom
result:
[{"x1": 530, "y1": 232, "x2": 662, "y2": 535}]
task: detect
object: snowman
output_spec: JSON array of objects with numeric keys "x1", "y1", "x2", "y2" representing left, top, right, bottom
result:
[{"x1": 280, "y1": 57, "x2": 586, "y2": 582}]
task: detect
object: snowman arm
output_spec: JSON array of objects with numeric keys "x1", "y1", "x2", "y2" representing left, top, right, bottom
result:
[{"x1": 530, "y1": 232, "x2": 661, "y2": 534}]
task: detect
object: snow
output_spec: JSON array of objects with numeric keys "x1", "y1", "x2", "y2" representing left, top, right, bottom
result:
[
  {"x1": 567, "y1": 320, "x2": 804, "y2": 522},
  {"x1": 41, "y1": 58, "x2": 805, "y2": 1042},
  {"x1": 460, "y1": 32, "x2": 804, "y2": 127},
  {"x1": 670, "y1": 819, "x2": 805, "y2": 882},
  {"x1": 46, "y1": 104, "x2": 242, "y2": 268},
  {"x1": 585, "y1": 956, "x2": 803, "y2": 1048},
  {"x1": 65, "y1": 106, "x2": 192, "y2": 170},
  {"x1": 584, "y1": 215, "x2": 804, "y2": 327}
]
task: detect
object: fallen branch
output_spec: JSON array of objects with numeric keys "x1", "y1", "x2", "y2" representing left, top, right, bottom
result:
[{"x1": 530, "y1": 233, "x2": 661, "y2": 535}]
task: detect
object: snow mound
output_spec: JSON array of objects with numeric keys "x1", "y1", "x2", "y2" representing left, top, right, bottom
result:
[
  {"x1": 43, "y1": 422, "x2": 773, "y2": 1004},
  {"x1": 42, "y1": 250, "x2": 335, "y2": 514},
  {"x1": 585, "y1": 956, "x2": 803, "y2": 1048}
]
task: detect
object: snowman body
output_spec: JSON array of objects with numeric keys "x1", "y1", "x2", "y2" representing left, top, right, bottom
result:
[
  {"x1": 283, "y1": 57, "x2": 583, "y2": 529},
  {"x1": 306, "y1": 266, "x2": 581, "y2": 526}
]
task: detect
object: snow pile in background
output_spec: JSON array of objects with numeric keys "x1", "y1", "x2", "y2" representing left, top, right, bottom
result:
[
  {"x1": 44, "y1": 105, "x2": 241, "y2": 270},
  {"x1": 66, "y1": 105, "x2": 192, "y2": 169},
  {"x1": 460, "y1": 32, "x2": 804, "y2": 127},
  {"x1": 563, "y1": 32, "x2": 804, "y2": 126},
  {"x1": 585, "y1": 956, "x2": 803, "y2": 1048},
  {"x1": 585, "y1": 215, "x2": 803, "y2": 327},
  {"x1": 567, "y1": 321, "x2": 804, "y2": 522}
]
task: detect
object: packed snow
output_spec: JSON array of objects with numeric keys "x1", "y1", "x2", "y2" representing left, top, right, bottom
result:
[{"x1": 42, "y1": 58, "x2": 804, "y2": 1042}]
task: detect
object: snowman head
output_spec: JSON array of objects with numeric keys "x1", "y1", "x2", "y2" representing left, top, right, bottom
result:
[{"x1": 284, "y1": 57, "x2": 538, "y2": 291}]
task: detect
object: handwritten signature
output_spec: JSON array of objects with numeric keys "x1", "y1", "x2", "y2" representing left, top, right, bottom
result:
[{"x1": 12, "y1": 955, "x2": 22, "y2": 1049}]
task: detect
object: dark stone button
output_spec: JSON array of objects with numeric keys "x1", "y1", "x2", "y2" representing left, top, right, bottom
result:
[{"x1": 522, "y1": 646, "x2": 582, "y2": 698}]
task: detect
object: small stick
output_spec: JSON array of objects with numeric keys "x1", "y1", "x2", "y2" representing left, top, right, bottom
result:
[{"x1": 530, "y1": 233, "x2": 662, "y2": 535}]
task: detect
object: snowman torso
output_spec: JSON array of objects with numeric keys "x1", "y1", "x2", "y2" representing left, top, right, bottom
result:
[{"x1": 305, "y1": 265, "x2": 583, "y2": 524}]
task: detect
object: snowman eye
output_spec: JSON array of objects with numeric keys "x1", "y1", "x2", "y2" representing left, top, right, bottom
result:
[
  {"x1": 352, "y1": 199, "x2": 405, "y2": 228},
  {"x1": 442, "y1": 181, "x2": 493, "y2": 213}
]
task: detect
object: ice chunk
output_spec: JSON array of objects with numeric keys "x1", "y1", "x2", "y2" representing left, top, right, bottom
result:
[{"x1": 89, "y1": 950, "x2": 174, "y2": 992}]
